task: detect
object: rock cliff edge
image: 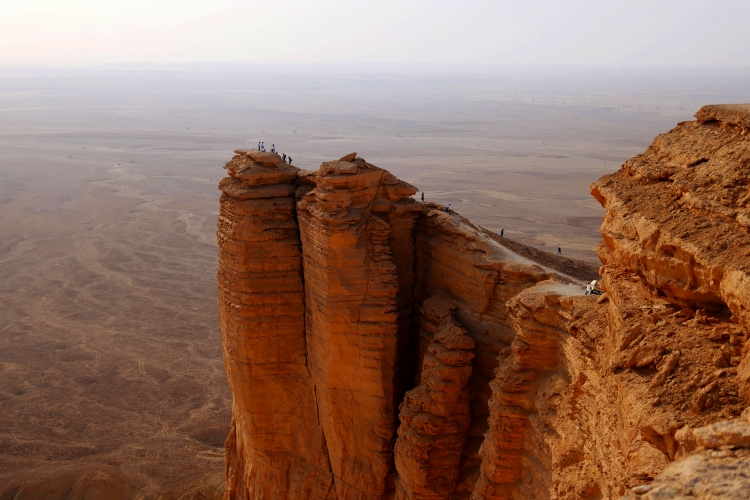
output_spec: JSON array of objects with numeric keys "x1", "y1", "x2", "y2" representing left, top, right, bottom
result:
[{"x1": 218, "y1": 105, "x2": 750, "y2": 500}]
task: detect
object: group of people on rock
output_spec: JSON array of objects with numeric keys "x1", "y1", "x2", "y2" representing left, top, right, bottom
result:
[{"x1": 257, "y1": 141, "x2": 292, "y2": 165}]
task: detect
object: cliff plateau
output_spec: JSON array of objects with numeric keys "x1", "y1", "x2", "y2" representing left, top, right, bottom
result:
[{"x1": 218, "y1": 105, "x2": 750, "y2": 500}]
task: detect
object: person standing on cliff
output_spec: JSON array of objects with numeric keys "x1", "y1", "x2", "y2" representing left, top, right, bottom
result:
[
  {"x1": 288, "y1": 156, "x2": 292, "y2": 165},
  {"x1": 271, "y1": 144, "x2": 276, "y2": 153},
  {"x1": 421, "y1": 192, "x2": 424, "y2": 202},
  {"x1": 558, "y1": 247, "x2": 562, "y2": 256},
  {"x1": 501, "y1": 229, "x2": 504, "y2": 237},
  {"x1": 282, "y1": 154, "x2": 287, "y2": 162},
  {"x1": 258, "y1": 141, "x2": 261, "y2": 150}
]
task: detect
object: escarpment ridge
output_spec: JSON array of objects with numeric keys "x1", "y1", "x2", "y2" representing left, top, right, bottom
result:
[{"x1": 218, "y1": 105, "x2": 750, "y2": 500}]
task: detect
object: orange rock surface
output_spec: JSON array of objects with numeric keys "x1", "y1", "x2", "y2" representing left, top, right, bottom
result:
[
  {"x1": 296, "y1": 156, "x2": 421, "y2": 498},
  {"x1": 218, "y1": 151, "x2": 560, "y2": 499},
  {"x1": 394, "y1": 297, "x2": 475, "y2": 499},
  {"x1": 218, "y1": 150, "x2": 333, "y2": 498},
  {"x1": 218, "y1": 105, "x2": 750, "y2": 500}
]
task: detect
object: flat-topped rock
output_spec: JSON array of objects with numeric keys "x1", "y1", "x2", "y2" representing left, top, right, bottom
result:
[
  {"x1": 224, "y1": 151, "x2": 298, "y2": 187},
  {"x1": 233, "y1": 148, "x2": 284, "y2": 166},
  {"x1": 695, "y1": 103, "x2": 750, "y2": 130}
]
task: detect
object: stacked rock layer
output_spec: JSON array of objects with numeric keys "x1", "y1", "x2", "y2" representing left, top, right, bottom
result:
[{"x1": 218, "y1": 104, "x2": 750, "y2": 500}]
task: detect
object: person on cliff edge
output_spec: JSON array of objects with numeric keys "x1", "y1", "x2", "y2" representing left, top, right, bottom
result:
[
  {"x1": 282, "y1": 154, "x2": 287, "y2": 162},
  {"x1": 558, "y1": 247, "x2": 562, "y2": 256},
  {"x1": 421, "y1": 192, "x2": 424, "y2": 203},
  {"x1": 288, "y1": 156, "x2": 292, "y2": 165},
  {"x1": 501, "y1": 229, "x2": 504, "y2": 237}
]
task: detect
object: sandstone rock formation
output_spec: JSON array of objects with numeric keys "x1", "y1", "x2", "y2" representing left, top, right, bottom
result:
[
  {"x1": 394, "y1": 298, "x2": 475, "y2": 499},
  {"x1": 218, "y1": 151, "x2": 560, "y2": 499},
  {"x1": 218, "y1": 104, "x2": 750, "y2": 500},
  {"x1": 591, "y1": 104, "x2": 750, "y2": 399},
  {"x1": 620, "y1": 409, "x2": 750, "y2": 500},
  {"x1": 218, "y1": 150, "x2": 333, "y2": 498},
  {"x1": 295, "y1": 157, "x2": 421, "y2": 498}
]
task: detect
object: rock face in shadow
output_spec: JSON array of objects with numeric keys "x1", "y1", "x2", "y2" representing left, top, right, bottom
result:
[
  {"x1": 217, "y1": 105, "x2": 750, "y2": 500},
  {"x1": 394, "y1": 297, "x2": 475, "y2": 500}
]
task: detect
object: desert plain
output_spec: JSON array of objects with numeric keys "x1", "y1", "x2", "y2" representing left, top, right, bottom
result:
[{"x1": 0, "y1": 65, "x2": 748, "y2": 495}]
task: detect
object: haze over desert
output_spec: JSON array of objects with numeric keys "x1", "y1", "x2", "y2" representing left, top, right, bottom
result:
[{"x1": 1, "y1": 1, "x2": 750, "y2": 497}]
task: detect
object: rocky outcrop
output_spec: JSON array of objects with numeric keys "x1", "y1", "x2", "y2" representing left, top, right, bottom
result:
[
  {"x1": 591, "y1": 104, "x2": 750, "y2": 400},
  {"x1": 217, "y1": 150, "x2": 333, "y2": 498},
  {"x1": 218, "y1": 104, "x2": 750, "y2": 500},
  {"x1": 620, "y1": 409, "x2": 750, "y2": 500},
  {"x1": 218, "y1": 152, "x2": 560, "y2": 499},
  {"x1": 394, "y1": 297, "x2": 475, "y2": 499},
  {"x1": 295, "y1": 157, "x2": 421, "y2": 498}
]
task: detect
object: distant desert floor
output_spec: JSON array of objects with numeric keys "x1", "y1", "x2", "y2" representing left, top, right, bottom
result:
[{"x1": 1, "y1": 67, "x2": 748, "y2": 494}]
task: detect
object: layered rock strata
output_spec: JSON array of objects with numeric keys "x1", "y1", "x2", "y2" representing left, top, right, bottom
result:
[
  {"x1": 218, "y1": 150, "x2": 333, "y2": 498},
  {"x1": 591, "y1": 104, "x2": 750, "y2": 399},
  {"x1": 218, "y1": 104, "x2": 750, "y2": 500},
  {"x1": 295, "y1": 157, "x2": 421, "y2": 498},
  {"x1": 218, "y1": 152, "x2": 558, "y2": 500},
  {"x1": 394, "y1": 297, "x2": 475, "y2": 499}
]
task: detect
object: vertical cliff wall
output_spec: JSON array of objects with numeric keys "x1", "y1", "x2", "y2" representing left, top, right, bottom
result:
[
  {"x1": 296, "y1": 158, "x2": 421, "y2": 498},
  {"x1": 218, "y1": 152, "x2": 560, "y2": 500},
  {"x1": 218, "y1": 104, "x2": 750, "y2": 500},
  {"x1": 217, "y1": 151, "x2": 333, "y2": 498}
]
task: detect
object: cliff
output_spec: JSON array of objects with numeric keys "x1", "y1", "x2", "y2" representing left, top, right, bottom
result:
[{"x1": 217, "y1": 105, "x2": 750, "y2": 500}]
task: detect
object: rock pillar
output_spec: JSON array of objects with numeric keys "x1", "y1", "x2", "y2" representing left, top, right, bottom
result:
[{"x1": 218, "y1": 150, "x2": 333, "y2": 499}]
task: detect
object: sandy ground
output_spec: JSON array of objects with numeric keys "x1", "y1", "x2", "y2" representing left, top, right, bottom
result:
[
  {"x1": 0, "y1": 156, "x2": 227, "y2": 493},
  {"x1": 0, "y1": 66, "x2": 748, "y2": 493}
]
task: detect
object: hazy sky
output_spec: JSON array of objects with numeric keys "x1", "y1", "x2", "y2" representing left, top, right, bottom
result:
[{"x1": 1, "y1": 0, "x2": 748, "y2": 66}]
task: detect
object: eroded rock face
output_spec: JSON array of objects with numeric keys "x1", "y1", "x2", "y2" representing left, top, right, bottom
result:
[
  {"x1": 296, "y1": 157, "x2": 421, "y2": 498},
  {"x1": 218, "y1": 153, "x2": 557, "y2": 499},
  {"x1": 620, "y1": 409, "x2": 750, "y2": 500},
  {"x1": 591, "y1": 104, "x2": 750, "y2": 400},
  {"x1": 218, "y1": 104, "x2": 750, "y2": 500},
  {"x1": 218, "y1": 151, "x2": 333, "y2": 498},
  {"x1": 394, "y1": 297, "x2": 475, "y2": 499}
]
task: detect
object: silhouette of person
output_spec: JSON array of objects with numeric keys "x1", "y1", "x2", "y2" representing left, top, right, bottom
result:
[
  {"x1": 258, "y1": 141, "x2": 261, "y2": 150},
  {"x1": 288, "y1": 156, "x2": 292, "y2": 165},
  {"x1": 421, "y1": 192, "x2": 424, "y2": 202},
  {"x1": 271, "y1": 144, "x2": 276, "y2": 153},
  {"x1": 501, "y1": 229, "x2": 504, "y2": 237},
  {"x1": 282, "y1": 154, "x2": 287, "y2": 162},
  {"x1": 558, "y1": 247, "x2": 562, "y2": 256}
]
